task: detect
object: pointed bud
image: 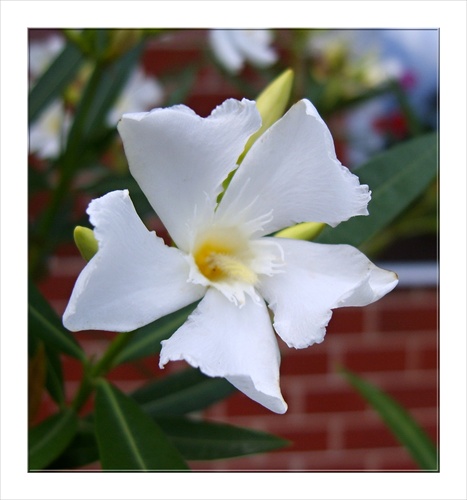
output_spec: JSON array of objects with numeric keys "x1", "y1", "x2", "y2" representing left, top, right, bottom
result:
[
  {"x1": 239, "y1": 68, "x2": 294, "y2": 162},
  {"x1": 275, "y1": 222, "x2": 325, "y2": 241},
  {"x1": 74, "y1": 226, "x2": 98, "y2": 262},
  {"x1": 219, "y1": 69, "x2": 294, "y2": 203}
]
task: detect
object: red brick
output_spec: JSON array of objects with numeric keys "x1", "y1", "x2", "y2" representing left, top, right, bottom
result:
[
  {"x1": 417, "y1": 345, "x2": 439, "y2": 370},
  {"x1": 305, "y1": 388, "x2": 367, "y2": 414},
  {"x1": 326, "y1": 308, "x2": 365, "y2": 334},
  {"x1": 280, "y1": 348, "x2": 328, "y2": 376},
  {"x1": 278, "y1": 429, "x2": 328, "y2": 452},
  {"x1": 343, "y1": 423, "x2": 399, "y2": 449},
  {"x1": 37, "y1": 275, "x2": 77, "y2": 301},
  {"x1": 343, "y1": 347, "x2": 407, "y2": 373},
  {"x1": 143, "y1": 47, "x2": 201, "y2": 74},
  {"x1": 203, "y1": 449, "x2": 371, "y2": 471},
  {"x1": 379, "y1": 306, "x2": 438, "y2": 332},
  {"x1": 369, "y1": 449, "x2": 421, "y2": 470},
  {"x1": 61, "y1": 355, "x2": 85, "y2": 382},
  {"x1": 225, "y1": 391, "x2": 281, "y2": 417},
  {"x1": 386, "y1": 386, "x2": 438, "y2": 410},
  {"x1": 297, "y1": 450, "x2": 369, "y2": 471}
]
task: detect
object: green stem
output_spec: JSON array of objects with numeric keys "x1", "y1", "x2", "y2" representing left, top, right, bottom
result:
[
  {"x1": 71, "y1": 331, "x2": 135, "y2": 413},
  {"x1": 30, "y1": 63, "x2": 106, "y2": 277},
  {"x1": 91, "y1": 331, "x2": 135, "y2": 377}
]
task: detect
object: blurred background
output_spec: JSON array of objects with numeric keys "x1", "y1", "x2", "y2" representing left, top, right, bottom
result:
[{"x1": 28, "y1": 28, "x2": 438, "y2": 471}]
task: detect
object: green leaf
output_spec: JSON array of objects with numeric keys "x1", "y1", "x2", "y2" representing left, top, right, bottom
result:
[
  {"x1": 341, "y1": 369, "x2": 438, "y2": 470},
  {"x1": 28, "y1": 281, "x2": 85, "y2": 361},
  {"x1": 28, "y1": 316, "x2": 66, "y2": 407},
  {"x1": 29, "y1": 409, "x2": 79, "y2": 470},
  {"x1": 94, "y1": 380, "x2": 189, "y2": 470},
  {"x1": 47, "y1": 418, "x2": 99, "y2": 470},
  {"x1": 156, "y1": 416, "x2": 290, "y2": 461},
  {"x1": 29, "y1": 40, "x2": 84, "y2": 124},
  {"x1": 70, "y1": 42, "x2": 143, "y2": 145},
  {"x1": 43, "y1": 344, "x2": 65, "y2": 406},
  {"x1": 315, "y1": 133, "x2": 438, "y2": 248},
  {"x1": 131, "y1": 368, "x2": 236, "y2": 416},
  {"x1": 113, "y1": 302, "x2": 198, "y2": 365}
]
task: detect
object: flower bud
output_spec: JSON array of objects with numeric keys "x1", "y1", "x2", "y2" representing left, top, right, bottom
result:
[
  {"x1": 239, "y1": 68, "x2": 294, "y2": 162},
  {"x1": 275, "y1": 221, "x2": 325, "y2": 241},
  {"x1": 74, "y1": 226, "x2": 98, "y2": 262}
]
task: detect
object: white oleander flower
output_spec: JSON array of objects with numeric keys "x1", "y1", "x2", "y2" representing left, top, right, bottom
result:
[
  {"x1": 63, "y1": 98, "x2": 398, "y2": 413},
  {"x1": 106, "y1": 68, "x2": 164, "y2": 127},
  {"x1": 29, "y1": 99, "x2": 70, "y2": 159},
  {"x1": 29, "y1": 34, "x2": 65, "y2": 84},
  {"x1": 209, "y1": 29, "x2": 278, "y2": 73}
]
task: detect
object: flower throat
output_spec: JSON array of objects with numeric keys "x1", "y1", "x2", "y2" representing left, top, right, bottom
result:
[{"x1": 193, "y1": 232, "x2": 257, "y2": 284}]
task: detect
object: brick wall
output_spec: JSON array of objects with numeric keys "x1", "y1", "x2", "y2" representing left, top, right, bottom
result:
[
  {"x1": 36, "y1": 244, "x2": 438, "y2": 471},
  {"x1": 31, "y1": 29, "x2": 439, "y2": 471}
]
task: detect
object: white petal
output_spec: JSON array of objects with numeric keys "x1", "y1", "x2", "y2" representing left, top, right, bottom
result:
[
  {"x1": 159, "y1": 288, "x2": 287, "y2": 414},
  {"x1": 230, "y1": 30, "x2": 277, "y2": 68},
  {"x1": 117, "y1": 99, "x2": 261, "y2": 251},
  {"x1": 63, "y1": 190, "x2": 205, "y2": 332},
  {"x1": 217, "y1": 99, "x2": 371, "y2": 236},
  {"x1": 209, "y1": 30, "x2": 244, "y2": 73},
  {"x1": 258, "y1": 238, "x2": 398, "y2": 349}
]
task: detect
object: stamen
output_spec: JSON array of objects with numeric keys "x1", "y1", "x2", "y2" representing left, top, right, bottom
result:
[
  {"x1": 193, "y1": 230, "x2": 258, "y2": 285},
  {"x1": 205, "y1": 252, "x2": 257, "y2": 284}
]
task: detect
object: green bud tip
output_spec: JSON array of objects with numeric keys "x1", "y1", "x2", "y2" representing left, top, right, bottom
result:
[
  {"x1": 74, "y1": 226, "x2": 98, "y2": 262},
  {"x1": 239, "y1": 68, "x2": 294, "y2": 163},
  {"x1": 275, "y1": 221, "x2": 325, "y2": 241}
]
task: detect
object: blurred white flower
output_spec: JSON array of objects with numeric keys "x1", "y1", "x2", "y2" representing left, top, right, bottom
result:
[
  {"x1": 308, "y1": 29, "x2": 438, "y2": 166},
  {"x1": 308, "y1": 29, "x2": 403, "y2": 86},
  {"x1": 29, "y1": 100, "x2": 70, "y2": 159},
  {"x1": 106, "y1": 68, "x2": 164, "y2": 126},
  {"x1": 29, "y1": 34, "x2": 65, "y2": 84},
  {"x1": 209, "y1": 29, "x2": 278, "y2": 73}
]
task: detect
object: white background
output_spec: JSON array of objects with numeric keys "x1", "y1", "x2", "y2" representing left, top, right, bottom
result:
[{"x1": 1, "y1": 1, "x2": 466, "y2": 499}]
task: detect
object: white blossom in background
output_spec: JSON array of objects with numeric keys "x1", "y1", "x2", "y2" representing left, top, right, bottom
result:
[
  {"x1": 29, "y1": 100, "x2": 71, "y2": 159},
  {"x1": 308, "y1": 29, "x2": 438, "y2": 166},
  {"x1": 29, "y1": 34, "x2": 65, "y2": 85},
  {"x1": 374, "y1": 29, "x2": 438, "y2": 124},
  {"x1": 209, "y1": 29, "x2": 278, "y2": 74},
  {"x1": 29, "y1": 35, "x2": 69, "y2": 158},
  {"x1": 106, "y1": 68, "x2": 164, "y2": 127},
  {"x1": 63, "y1": 98, "x2": 398, "y2": 413}
]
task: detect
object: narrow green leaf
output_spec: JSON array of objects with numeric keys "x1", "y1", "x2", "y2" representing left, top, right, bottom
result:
[
  {"x1": 60, "y1": 42, "x2": 143, "y2": 181},
  {"x1": 114, "y1": 302, "x2": 198, "y2": 365},
  {"x1": 47, "y1": 418, "x2": 99, "y2": 470},
  {"x1": 341, "y1": 369, "x2": 438, "y2": 470},
  {"x1": 28, "y1": 294, "x2": 66, "y2": 407},
  {"x1": 156, "y1": 416, "x2": 290, "y2": 461},
  {"x1": 28, "y1": 281, "x2": 85, "y2": 361},
  {"x1": 131, "y1": 368, "x2": 236, "y2": 416},
  {"x1": 74, "y1": 43, "x2": 143, "y2": 142},
  {"x1": 94, "y1": 380, "x2": 189, "y2": 471},
  {"x1": 43, "y1": 345, "x2": 65, "y2": 406},
  {"x1": 316, "y1": 133, "x2": 438, "y2": 248},
  {"x1": 28, "y1": 340, "x2": 47, "y2": 422},
  {"x1": 29, "y1": 41, "x2": 84, "y2": 124},
  {"x1": 29, "y1": 409, "x2": 78, "y2": 470}
]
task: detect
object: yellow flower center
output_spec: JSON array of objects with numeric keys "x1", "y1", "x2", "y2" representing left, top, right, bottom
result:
[{"x1": 193, "y1": 230, "x2": 257, "y2": 285}]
